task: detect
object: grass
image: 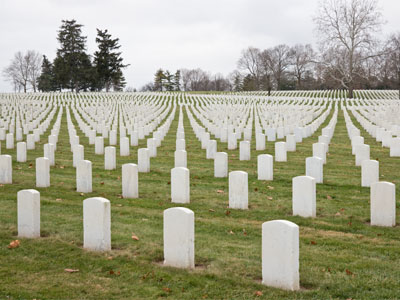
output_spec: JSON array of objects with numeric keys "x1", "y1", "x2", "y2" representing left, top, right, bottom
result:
[{"x1": 0, "y1": 95, "x2": 400, "y2": 299}]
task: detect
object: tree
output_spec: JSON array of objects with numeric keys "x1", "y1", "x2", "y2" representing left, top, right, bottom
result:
[
  {"x1": 237, "y1": 47, "x2": 262, "y2": 90},
  {"x1": 386, "y1": 33, "x2": 400, "y2": 98},
  {"x1": 2, "y1": 50, "x2": 42, "y2": 92},
  {"x1": 174, "y1": 70, "x2": 181, "y2": 91},
  {"x1": 37, "y1": 55, "x2": 55, "y2": 92},
  {"x1": 291, "y1": 44, "x2": 315, "y2": 89},
  {"x1": 54, "y1": 19, "x2": 92, "y2": 92},
  {"x1": 94, "y1": 29, "x2": 128, "y2": 92},
  {"x1": 314, "y1": 0, "x2": 384, "y2": 98},
  {"x1": 164, "y1": 70, "x2": 174, "y2": 91},
  {"x1": 261, "y1": 45, "x2": 292, "y2": 90},
  {"x1": 154, "y1": 69, "x2": 165, "y2": 91}
]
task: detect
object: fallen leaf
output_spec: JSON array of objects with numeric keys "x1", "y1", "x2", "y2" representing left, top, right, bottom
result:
[
  {"x1": 229, "y1": 230, "x2": 234, "y2": 235},
  {"x1": 254, "y1": 291, "x2": 263, "y2": 296},
  {"x1": 56, "y1": 198, "x2": 62, "y2": 202},
  {"x1": 7, "y1": 240, "x2": 20, "y2": 249},
  {"x1": 208, "y1": 209, "x2": 215, "y2": 212},
  {"x1": 225, "y1": 210, "x2": 231, "y2": 216},
  {"x1": 217, "y1": 189, "x2": 224, "y2": 194},
  {"x1": 117, "y1": 204, "x2": 123, "y2": 207},
  {"x1": 327, "y1": 195, "x2": 332, "y2": 200},
  {"x1": 109, "y1": 270, "x2": 115, "y2": 275},
  {"x1": 117, "y1": 176, "x2": 121, "y2": 180},
  {"x1": 335, "y1": 212, "x2": 341, "y2": 216},
  {"x1": 167, "y1": 181, "x2": 171, "y2": 185},
  {"x1": 100, "y1": 182, "x2": 104, "y2": 185},
  {"x1": 254, "y1": 188, "x2": 258, "y2": 192},
  {"x1": 163, "y1": 287, "x2": 171, "y2": 293},
  {"x1": 267, "y1": 186, "x2": 274, "y2": 190},
  {"x1": 243, "y1": 229, "x2": 247, "y2": 236},
  {"x1": 310, "y1": 240, "x2": 317, "y2": 245},
  {"x1": 345, "y1": 269, "x2": 353, "y2": 276},
  {"x1": 60, "y1": 165, "x2": 65, "y2": 169},
  {"x1": 80, "y1": 193, "x2": 84, "y2": 196},
  {"x1": 107, "y1": 256, "x2": 113, "y2": 260},
  {"x1": 132, "y1": 233, "x2": 139, "y2": 241},
  {"x1": 267, "y1": 196, "x2": 273, "y2": 200},
  {"x1": 64, "y1": 268, "x2": 79, "y2": 273}
]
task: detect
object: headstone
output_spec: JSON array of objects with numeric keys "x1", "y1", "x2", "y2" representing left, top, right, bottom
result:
[
  {"x1": 109, "y1": 130, "x2": 117, "y2": 145},
  {"x1": 105, "y1": 146, "x2": 116, "y2": 170},
  {"x1": 36, "y1": 157, "x2": 50, "y2": 188},
  {"x1": 389, "y1": 138, "x2": 400, "y2": 157},
  {"x1": 361, "y1": 160, "x2": 379, "y2": 187},
  {"x1": 351, "y1": 136, "x2": 364, "y2": 155},
  {"x1": 286, "y1": 134, "x2": 296, "y2": 152},
  {"x1": 275, "y1": 142, "x2": 287, "y2": 162},
  {"x1": 83, "y1": 197, "x2": 111, "y2": 251},
  {"x1": 174, "y1": 150, "x2": 187, "y2": 168},
  {"x1": 206, "y1": 140, "x2": 217, "y2": 159},
  {"x1": 138, "y1": 148, "x2": 150, "y2": 172},
  {"x1": 256, "y1": 132, "x2": 265, "y2": 150},
  {"x1": 239, "y1": 141, "x2": 250, "y2": 161},
  {"x1": 0, "y1": 154, "x2": 12, "y2": 184},
  {"x1": 163, "y1": 207, "x2": 194, "y2": 269},
  {"x1": 292, "y1": 176, "x2": 316, "y2": 217},
  {"x1": 120, "y1": 137, "x2": 130, "y2": 156},
  {"x1": 229, "y1": 171, "x2": 248, "y2": 209},
  {"x1": 77, "y1": 160, "x2": 92, "y2": 193},
  {"x1": 73, "y1": 144, "x2": 84, "y2": 168},
  {"x1": 305, "y1": 157, "x2": 323, "y2": 183},
  {"x1": 95, "y1": 137, "x2": 104, "y2": 155},
  {"x1": 257, "y1": 154, "x2": 273, "y2": 181},
  {"x1": 147, "y1": 138, "x2": 157, "y2": 157},
  {"x1": 355, "y1": 144, "x2": 370, "y2": 166},
  {"x1": 176, "y1": 139, "x2": 185, "y2": 151},
  {"x1": 214, "y1": 152, "x2": 228, "y2": 178},
  {"x1": 370, "y1": 181, "x2": 396, "y2": 227},
  {"x1": 171, "y1": 167, "x2": 190, "y2": 203},
  {"x1": 17, "y1": 189, "x2": 40, "y2": 238},
  {"x1": 312, "y1": 143, "x2": 326, "y2": 164},
  {"x1": 228, "y1": 132, "x2": 237, "y2": 150},
  {"x1": 27, "y1": 134, "x2": 35, "y2": 150},
  {"x1": 122, "y1": 163, "x2": 138, "y2": 198},
  {"x1": 6, "y1": 133, "x2": 14, "y2": 149},
  {"x1": 44, "y1": 143, "x2": 55, "y2": 166},
  {"x1": 262, "y1": 220, "x2": 299, "y2": 291},
  {"x1": 17, "y1": 142, "x2": 27, "y2": 163}
]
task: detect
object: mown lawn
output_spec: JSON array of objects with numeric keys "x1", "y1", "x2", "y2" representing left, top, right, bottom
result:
[{"x1": 0, "y1": 96, "x2": 399, "y2": 299}]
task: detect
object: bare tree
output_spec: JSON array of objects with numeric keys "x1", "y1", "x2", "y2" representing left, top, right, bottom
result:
[
  {"x1": 2, "y1": 50, "x2": 42, "y2": 92},
  {"x1": 291, "y1": 44, "x2": 315, "y2": 89},
  {"x1": 314, "y1": 0, "x2": 384, "y2": 98},
  {"x1": 261, "y1": 44, "x2": 292, "y2": 90},
  {"x1": 237, "y1": 47, "x2": 262, "y2": 89},
  {"x1": 386, "y1": 33, "x2": 400, "y2": 98}
]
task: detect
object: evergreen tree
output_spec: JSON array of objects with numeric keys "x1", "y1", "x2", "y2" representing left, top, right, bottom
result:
[
  {"x1": 154, "y1": 69, "x2": 165, "y2": 91},
  {"x1": 54, "y1": 19, "x2": 92, "y2": 92},
  {"x1": 37, "y1": 55, "x2": 55, "y2": 92},
  {"x1": 164, "y1": 70, "x2": 174, "y2": 91},
  {"x1": 174, "y1": 70, "x2": 181, "y2": 91},
  {"x1": 94, "y1": 29, "x2": 128, "y2": 92},
  {"x1": 233, "y1": 74, "x2": 242, "y2": 92}
]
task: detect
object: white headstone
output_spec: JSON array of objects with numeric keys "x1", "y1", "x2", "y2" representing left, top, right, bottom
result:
[
  {"x1": 305, "y1": 157, "x2": 323, "y2": 183},
  {"x1": 370, "y1": 181, "x2": 396, "y2": 227},
  {"x1": 171, "y1": 167, "x2": 190, "y2": 203},
  {"x1": 275, "y1": 142, "x2": 287, "y2": 162},
  {"x1": 95, "y1": 137, "x2": 104, "y2": 155},
  {"x1": 256, "y1": 132, "x2": 265, "y2": 151},
  {"x1": 17, "y1": 142, "x2": 27, "y2": 163},
  {"x1": 77, "y1": 160, "x2": 92, "y2": 193},
  {"x1": 262, "y1": 220, "x2": 300, "y2": 291},
  {"x1": 17, "y1": 189, "x2": 40, "y2": 238},
  {"x1": 361, "y1": 160, "x2": 379, "y2": 187},
  {"x1": 206, "y1": 140, "x2": 217, "y2": 159},
  {"x1": 257, "y1": 154, "x2": 273, "y2": 181},
  {"x1": 312, "y1": 143, "x2": 326, "y2": 164},
  {"x1": 176, "y1": 139, "x2": 186, "y2": 151},
  {"x1": 36, "y1": 157, "x2": 50, "y2": 188},
  {"x1": 174, "y1": 150, "x2": 187, "y2": 168},
  {"x1": 120, "y1": 137, "x2": 130, "y2": 156},
  {"x1": 292, "y1": 176, "x2": 316, "y2": 217},
  {"x1": 286, "y1": 135, "x2": 296, "y2": 152},
  {"x1": 83, "y1": 197, "x2": 111, "y2": 251},
  {"x1": 163, "y1": 207, "x2": 194, "y2": 269},
  {"x1": 6, "y1": 133, "x2": 14, "y2": 149},
  {"x1": 138, "y1": 148, "x2": 150, "y2": 173},
  {"x1": 44, "y1": 143, "x2": 55, "y2": 166},
  {"x1": 0, "y1": 154, "x2": 12, "y2": 184},
  {"x1": 105, "y1": 146, "x2": 116, "y2": 170},
  {"x1": 122, "y1": 163, "x2": 138, "y2": 198},
  {"x1": 73, "y1": 144, "x2": 84, "y2": 168},
  {"x1": 355, "y1": 144, "x2": 370, "y2": 166},
  {"x1": 147, "y1": 138, "x2": 157, "y2": 158},
  {"x1": 214, "y1": 152, "x2": 228, "y2": 178},
  {"x1": 229, "y1": 171, "x2": 248, "y2": 209}
]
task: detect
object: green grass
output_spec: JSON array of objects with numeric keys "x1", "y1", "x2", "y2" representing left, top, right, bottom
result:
[{"x1": 0, "y1": 96, "x2": 400, "y2": 299}]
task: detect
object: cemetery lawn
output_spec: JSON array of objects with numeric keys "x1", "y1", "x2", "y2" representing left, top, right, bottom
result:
[{"x1": 1, "y1": 99, "x2": 400, "y2": 299}]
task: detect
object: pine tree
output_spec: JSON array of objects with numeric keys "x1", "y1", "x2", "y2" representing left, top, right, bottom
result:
[
  {"x1": 154, "y1": 69, "x2": 165, "y2": 91},
  {"x1": 37, "y1": 55, "x2": 55, "y2": 92},
  {"x1": 94, "y1": 29, "x2": 128, "y2": 92},
  {"x1": 164, "y1": 70, "x2": 174, "y2": 91},
  {"x1": 54, "y1": 19, "x2": 92, "y2": 92},
  {"x1": 174, "y1": 70, "x2": 181, "y2": 91}
]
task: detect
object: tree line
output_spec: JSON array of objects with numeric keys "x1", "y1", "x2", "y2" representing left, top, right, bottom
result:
[{"x1": 3, "y1": 19, "x2": 128, "y2": 93}]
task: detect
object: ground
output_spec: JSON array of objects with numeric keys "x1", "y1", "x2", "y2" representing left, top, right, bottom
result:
[{"x1": 0, "y1": 94, "x2": 399, "y2": 299}]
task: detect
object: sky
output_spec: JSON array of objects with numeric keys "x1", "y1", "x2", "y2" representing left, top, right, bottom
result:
[{"x1": 0, "y1": 0, "x2": 399, "y2": 92}]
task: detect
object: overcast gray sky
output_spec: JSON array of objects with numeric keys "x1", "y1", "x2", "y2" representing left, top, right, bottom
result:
[{"x1": 0, "y1": 0, "x2": 399, "y2": 92}]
